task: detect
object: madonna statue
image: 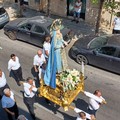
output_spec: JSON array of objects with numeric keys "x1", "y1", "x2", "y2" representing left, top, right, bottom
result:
[{"x1": 44, "y1": 19, "x2": 68, "y2": 89}]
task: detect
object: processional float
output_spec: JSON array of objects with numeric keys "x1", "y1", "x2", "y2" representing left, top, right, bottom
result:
[
  {"x1": 38, "y1": 19, "x2": 85, "y2": 111},
  {"x1": 37, "y1": 19, "x2": 107, "y2": 114}
]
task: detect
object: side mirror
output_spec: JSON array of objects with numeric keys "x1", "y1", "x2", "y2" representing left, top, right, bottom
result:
[{"x1": 93, "y1": 50, "x2": 97, "y2": 55}]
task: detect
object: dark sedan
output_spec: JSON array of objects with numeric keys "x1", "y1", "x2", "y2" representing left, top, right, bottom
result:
[
  {"x1": 69, "y1": 34, "x2": 120, "y2": 74},
  {"x1": 4, "y1": 16, "x2": 73, "y2": 47}
]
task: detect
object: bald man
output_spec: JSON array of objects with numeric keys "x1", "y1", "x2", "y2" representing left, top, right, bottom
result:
[
  {"x1": 33, "y1": 50, "x2": 46, "y2": 81},
  {"x1": 1, "y1": 88, "x2": 19, "y2": 120},
  {"x1": 0, "y1": 69, "x2": 9, "y2": 99},
  {"x1": 88, "y1": 90, "x2": 104, "y2": 116}
]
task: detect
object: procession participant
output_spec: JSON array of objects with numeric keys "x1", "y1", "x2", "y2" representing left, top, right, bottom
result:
[
  {"x1": 87, "y1": 90, "x2": 106, "y2": 116},
  {"x1": 112, "y1": 12, "x2": 120, "y2": 34},
  {"x1": 8, "y1": 54, "x2": 24, "y2": 86},
  {"x1": 0, "y1": 69, "x2": 9, "y2": 99},
  {"x1": 70, "y1": 106, "x2": 95, "y2": 120},
  {"x1": 43, "y1": 35, "x2": 51, "y2": 62},
  {"x1": 33, "y1": 49, "x2": 46, "y2": 80},
  {"x1": 77, "y1": 112, "x2": 95, "y2": 120},
  {"x1": 1, "y1": 88, "x2": 19, "y2": 120},
  {"x1": 72, "y1": 0, "x2": 82, "y2": 23},
  {"x1": 23, "y1": 77, "x2": 37, "y2": 120}
]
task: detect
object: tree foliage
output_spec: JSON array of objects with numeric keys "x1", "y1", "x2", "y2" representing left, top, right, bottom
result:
[
  {"x1": 91, "y1": 0, "x2": 120, "y2": 14},
  {"x1": 104, "y1": 1, "x2": 120, "y2": 15},
  {"x1": 91, "y1": 0, "x2": 99, "y2": 4},
  {"x1": 91, "y1": 0, "x2": 120, "y2": 34}
]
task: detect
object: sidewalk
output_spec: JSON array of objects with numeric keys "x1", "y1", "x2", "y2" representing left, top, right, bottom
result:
[
  {"x1": 4, "y1": 3, "x2": 112, "y2": 36},
  {"x1": 4, "y1": 3, "x2": 96, "y2": 36}
]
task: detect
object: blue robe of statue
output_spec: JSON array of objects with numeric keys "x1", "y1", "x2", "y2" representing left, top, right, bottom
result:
[
  {"x1": 54, "y1": 34, "x2": 64, "y2": 73},
  {"x1": 44, "y1": 31, "x2": 57, "y2": 88},
  {"x1": 44, "y1": 31, "x2": 64, "y2": 89}
]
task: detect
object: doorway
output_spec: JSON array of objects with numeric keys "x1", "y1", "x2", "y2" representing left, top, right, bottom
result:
[{"x1": 67, "y1": 0, "x2": 86, "y2": 20}]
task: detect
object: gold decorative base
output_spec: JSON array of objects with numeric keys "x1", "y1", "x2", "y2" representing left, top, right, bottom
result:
[{"x1": 38, "y1": 74, "x2": 84, "y2": 111}]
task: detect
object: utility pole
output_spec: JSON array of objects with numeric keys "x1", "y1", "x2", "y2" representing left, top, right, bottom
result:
[
  {"x1": 47, "y1": 0, "x2": 50, "y2": 17},
  {"x1": 95, "y1": 0, "x2": 104, "y2": 34}
]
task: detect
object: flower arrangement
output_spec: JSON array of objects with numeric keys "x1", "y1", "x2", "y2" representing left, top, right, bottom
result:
[{"x1": 60, "y1": 69, "x2": 81, "y2": 92}]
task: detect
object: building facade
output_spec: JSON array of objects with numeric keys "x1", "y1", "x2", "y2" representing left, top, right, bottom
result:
[{"x1": 1, "y1": 0, "x2": 120, "y2": 31}]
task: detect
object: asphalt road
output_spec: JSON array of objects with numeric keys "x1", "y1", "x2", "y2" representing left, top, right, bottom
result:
[{"x1": 0, "y1": 29, "x2": 120, "y2": 120}]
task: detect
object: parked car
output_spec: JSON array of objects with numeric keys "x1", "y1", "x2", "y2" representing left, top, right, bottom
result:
[
  {"x1": 0, "y1": 5, "x2": 9, "y2": 27},
  {"x1": 69, "y1": 34, "x2": 120, "y2": 74},
  {"x1": 4, "y1": 16, "x2": 74, "y2": 47}
]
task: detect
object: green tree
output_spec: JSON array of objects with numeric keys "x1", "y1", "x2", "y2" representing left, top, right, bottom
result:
[{"x1": 91, "y1": 0, "x2": 120, "y2": 34}]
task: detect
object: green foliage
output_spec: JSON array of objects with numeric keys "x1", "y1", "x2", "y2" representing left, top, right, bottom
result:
[
  {"x1": 104, "y1": 1, "x2": 120, "y2": 14},
  {"x1": 91, "y1": 0, "x2": 99, "y2": 4},
  {"x1": 91, "y1": 0, "x2": 120, "y2": 14}
]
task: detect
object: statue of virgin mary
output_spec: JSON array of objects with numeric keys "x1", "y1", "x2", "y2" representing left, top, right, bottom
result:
[{"x1": 44, "y1": 19, "x2": 68, "y2": 89}]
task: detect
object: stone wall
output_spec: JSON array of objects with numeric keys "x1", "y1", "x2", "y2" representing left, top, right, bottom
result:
[
  {"x1": 28, "y1": 0, "x2": 47, "y2": 11},
  {"x1": 50, "y1": 0, "x2": 66, "y2": 17}
]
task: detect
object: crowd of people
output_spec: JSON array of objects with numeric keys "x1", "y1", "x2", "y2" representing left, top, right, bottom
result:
[
  {"x1": 0, "y1": 34, "x2": 51, "y2": 120},
  {"x1": 0, "y1": 19, "x2": 68, "y2": 119},
  {"x1": 0, "y1": 18, "x2": 106, "y2": 120}
]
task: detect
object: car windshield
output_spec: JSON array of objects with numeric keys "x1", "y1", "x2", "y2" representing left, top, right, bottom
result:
[
  {"x1": 0, "y1": 7, "x2": 6, "y2": 15},
  {"x1": 88, "y1": 36, "x2": 108, "y2": 49},
  {"x1": 17, "y1": 20, "x2": 28, "y2": 27}
]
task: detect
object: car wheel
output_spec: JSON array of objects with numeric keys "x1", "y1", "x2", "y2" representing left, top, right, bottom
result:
[
  {"x1": 8, "y1": 31, "x2": 16, "y2": 40},
  {"x1": 76, "y1": 54, "x2": 88, "y2": 65}
]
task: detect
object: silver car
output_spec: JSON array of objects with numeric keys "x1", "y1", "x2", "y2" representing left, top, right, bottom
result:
[{"x1": 0, "y1": 5, "x2": 9, "y2": 27}]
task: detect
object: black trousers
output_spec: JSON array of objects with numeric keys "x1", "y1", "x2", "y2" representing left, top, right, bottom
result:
[
  {"x1": 0, "y1": 84, "x2": 9, "y2": 99},
  {"x1": 15, "y1": 0, "x2": 18, "y2": 3},
  {"x1": 88, "y1": 108, "x2": 97, "y2": 116},
  {"x1": 24, "y1": 96, "x2": 36, "y2": 120},
  {"x1": 11, "y1": 67, "x2": 23, "y2": 84},
  {"x1": 7, "y1": 103, "x2": 19, "y2": 120}
]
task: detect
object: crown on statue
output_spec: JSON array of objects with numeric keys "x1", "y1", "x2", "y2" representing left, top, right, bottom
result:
[{"x1": 50, "y1": 19, "x2": 62, "y2": 32}]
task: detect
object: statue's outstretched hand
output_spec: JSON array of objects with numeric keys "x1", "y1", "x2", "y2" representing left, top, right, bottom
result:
[
  {"x1": 61, "y1": 45, "x2": 64, "y2": 49},
  {"x1": 64, "y1": 41, "x2": 68, "y2": 46}
]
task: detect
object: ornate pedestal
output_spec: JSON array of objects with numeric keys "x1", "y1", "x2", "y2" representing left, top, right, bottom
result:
[{"x1": 38, "y1": 74, "x2": 84, "y2": 111}]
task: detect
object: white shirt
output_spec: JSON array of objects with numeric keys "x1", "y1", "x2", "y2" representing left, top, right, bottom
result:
[
  {"x1": 74, "y1": 2, "x2": 82, "y2": 13},
  {"x1": 1, "y1": 91, "x2": 15, "y2": 108},
  {"x1": 76, "y1": 117, "x2": 86, "y2": 120},
  {"x1": 33, "y1": 54, "x2": 45, "y2": 67},
  {"x1": 43, "y1": 42, "x2": 51, "y2": 58},
  {"x1": 74, "y1": 108, "x2": 91, "y2": 120},
  {"x1": 8, "y1": 56, "x2": 21, "y2": 71},
  {"x1": 0, "y1": 72, "x2": 7, "y2": 88},
  {"x1": 23, "y1": 82, "x2": 37, "y2": 98},
  {"x1": 89, "y1": 98, "x2": 100, "y2": 110},
  {"x1": 113, "y1": 17, "x2": 120, "y2": 30}
]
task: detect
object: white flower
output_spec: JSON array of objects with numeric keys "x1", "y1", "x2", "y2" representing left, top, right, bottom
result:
[{"x1": 60, "y1": 69, "x2": 81, "y2": 92}]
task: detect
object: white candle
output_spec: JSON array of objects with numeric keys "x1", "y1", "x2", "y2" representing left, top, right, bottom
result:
[{"x1": 81, "y1": 61, "x2": 84, "y2": 76}]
